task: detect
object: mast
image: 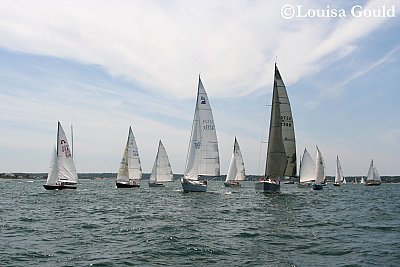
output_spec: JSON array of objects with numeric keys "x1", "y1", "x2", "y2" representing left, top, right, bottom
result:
[{"x1": 56, "y1": 121, "x2": 60, "y2": 156}]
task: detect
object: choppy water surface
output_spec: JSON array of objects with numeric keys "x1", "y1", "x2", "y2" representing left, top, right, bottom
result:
[{"x1": 1, "y1": 179, "x2": 399, "y2": 266}]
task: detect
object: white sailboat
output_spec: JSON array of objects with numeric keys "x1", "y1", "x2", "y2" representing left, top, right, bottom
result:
[
  {"x1": 333, "y1": 156, "x2": 345, "y2": 186},
  {"x1": 365, "y1": 159, "x2": 381, "y2": 186},
  {"x1": 255, "y1": 64, "x2": 288, "y2": 193},
  {"x1": 298, "y1": 147, "x2": 315, "y2": 187},
  {"x1": 116, "y1": 126, "x2": 142, "y2": 188},
  {"x1": 312, "y1": 146, "x2": 325, "y2": 190},
  {"x1": 148, "y1": 140, "x2": 173, "y2": 187},
  {"x1": 43, "y1": 122, "x2": 78, "y2": 190},
  {"x1": 224, "y1": 137, "x2": 246, "y2": 187},
  {"x1": 181, "y1": 76, "x2": 220, "y2": 192},
  {"x1": 360, "y1": 176, "x2": 365, "y2": 184}
]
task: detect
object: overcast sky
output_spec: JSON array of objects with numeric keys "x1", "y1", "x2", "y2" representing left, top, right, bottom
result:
[{"x1": 0, "y1": 0, "x2": 399, "y2": 176}]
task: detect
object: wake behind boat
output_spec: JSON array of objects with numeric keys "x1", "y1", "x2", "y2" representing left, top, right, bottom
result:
[
  {"x1": 43, "y1": 122, "x2": 78, "y2": 190},
  {"x1": 182, "y1": 76, "x2": 220, "y2": 192},
  {"x1": 116, "y1": 126, "x2": 142, "y2": 188}
]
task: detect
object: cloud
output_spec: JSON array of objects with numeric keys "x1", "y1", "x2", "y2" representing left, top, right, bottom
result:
[{"x1": 0, "y1": 0, "x2": 397, "y2": 99}]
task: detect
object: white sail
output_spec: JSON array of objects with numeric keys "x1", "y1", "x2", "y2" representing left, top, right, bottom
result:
[
  {"x1": 275, "y1": 65, "x2": 296, "y2": 177},
  {"x1": 299, "y1": 148, "x2": 315, "y2": 183},
  {"x1": 373, "y1": 167, "x2": 381, "y2": 182},
  {"x1": 184, "y1": 77, "x2": 220, "y2": 179},
  {"x1": 225, "y1": 137, "x2": 246, "y2": 182},
  {"x1": 117, "y1": 127, "x2": 142, "y2": 183},
  {"x1": 343, "y1": 177, "x2": 347, "y2": 184},
  {"x1": 366, "y1": 159, "x2": 381, "y2": 183},
  {"x1": 184, "y1": 110, "x2": 201, "y2": 180},
  {"x1": 335, "y1": 156, "x2": 344, "y2": 183},
  {"x1": 366, "y1": 160, "x2": 374, "y2": 182},
  {"x1": 57, "y1": 122, "x2": 78, "y2": 184},
  {"x1": 314, "y1": 146, "x2": 325, "y2": 185},
  {"x1": 149, "y1": 140, "x2": 173, "y2": 183},
  {"x1": 360, "y1": 176, "x2": 365, "y2": 184},
  {"x1": 45, "y1": 146, "x2": 59, "y2": 185},
  {"x1": 265, "y1": 79, "x2": 287, "y2": 181},
  {"x1": 197, "y1": 77, "x2": 220, "y2": 176}
]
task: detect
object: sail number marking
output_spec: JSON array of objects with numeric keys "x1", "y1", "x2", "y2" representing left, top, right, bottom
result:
[
  {"x1": 202, "y1": 119, "x2": 215, "y2": 130},
  {"x1": 281, "y1": 115, "x2": 292, "y2": 127},
  {"x1": 60, "y1": 140, "x2": 72, "y2": 157}
]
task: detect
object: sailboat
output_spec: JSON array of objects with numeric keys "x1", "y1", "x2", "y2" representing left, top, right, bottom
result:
[
  {"x1": 148, "y1": 140, "x2": 173, "y2": 187},
  {"x1": 224, "y1": 137, "x2": 246, "y2": 187},
  {"x1": 333, "y1": 156, "x2": 345, "y2": 186},
  {"x1": 255, "y1": 64, "x2": 289, "y2": 193},
  {"x1": 365, "y1": 159, "x2": 381, "y2": 186},
  {"x1": 312, "y1": 146, "x2": 325, "y2": 190},
  {"x1": 43, "y1": 122, "x2": 78, "y2": 190},
  {"x1": 298, "y1": 147, "x2": 315, "y2": 187},
  {"x1": 353, "y1": 177, "x2": 357, "y2": 184},
  {"x1": 116, "y1": 126, "x2": 142, "y2": 188},
  {"x1": 181, "y1": 76, "x2": 220, "y2": 192},
  {"x1": 360, "y1": 176, "x2": 365, "y2": 184}
]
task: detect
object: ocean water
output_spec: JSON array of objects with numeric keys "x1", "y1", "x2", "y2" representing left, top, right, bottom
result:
[{"x1": 1, "y1": 179, "x2": 399, "y2": 267}]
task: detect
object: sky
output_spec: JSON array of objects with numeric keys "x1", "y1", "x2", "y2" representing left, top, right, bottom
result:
[{"x1": 0, "y1": 0, "x2": 399, "y2": 176}]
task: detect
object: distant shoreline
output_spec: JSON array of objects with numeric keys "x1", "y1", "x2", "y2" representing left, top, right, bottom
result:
[{"x1": 1, "y1": 172, "x2": 400, "y2": 183}]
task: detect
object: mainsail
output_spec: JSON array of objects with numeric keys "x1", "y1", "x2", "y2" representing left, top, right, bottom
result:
[
  {"x1": 184, "y1": 77, "x2": 220, "y2": 180},
  {"x1": 275, "y1": 64, "x2": 296, "y2": 177},
  {"x1": 315, "y1": 146, "x2": 325, "y2": 185},
  {"x1": 265, "y1": 79, "x2": 287, "y2": 181}
]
